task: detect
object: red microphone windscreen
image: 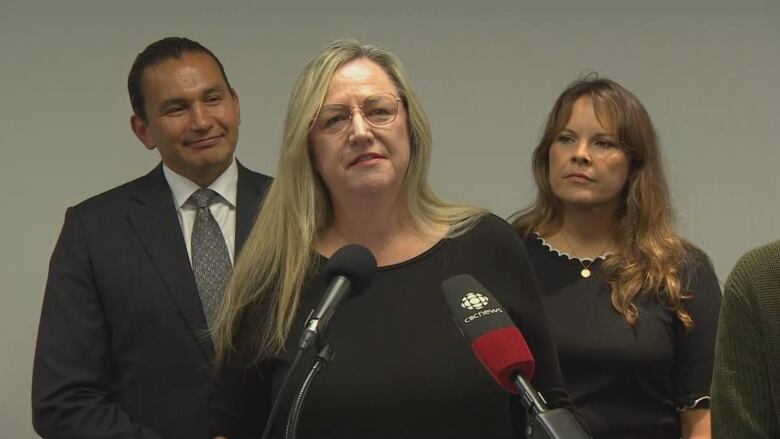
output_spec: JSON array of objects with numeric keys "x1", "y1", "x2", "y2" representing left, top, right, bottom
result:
[{"x1": 471, "y1": 326, "x2": 535, "y2": 394}]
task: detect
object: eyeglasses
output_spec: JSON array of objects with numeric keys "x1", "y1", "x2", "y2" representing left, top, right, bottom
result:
[{"x1": 314, "y1": 93, "x2": 403, "y2": 135}]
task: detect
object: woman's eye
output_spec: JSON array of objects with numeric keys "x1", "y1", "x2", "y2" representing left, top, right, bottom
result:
[
  {"x1": 594, "y1": 138, "x2": 616, "y2": 148},
  {"x1": 557, "y1": 135, "x2": 574, "y2": 144},
  {"x1": 324, "y1": 115, "x2": 348, "y2": 127}
]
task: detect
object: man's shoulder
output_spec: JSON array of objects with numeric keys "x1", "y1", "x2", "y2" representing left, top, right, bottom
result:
[
  {"x1": 237, "y1": 161, "x2": 272, "y2": 187},
  {"x1": 726, "y1": 239, "x2": 780, "y2": 301},
  {"x1": 733, "y1": 240, "x2": 780, "y2": 277},
  {"x1": 72, "y1": 166, "x2": 162, "y2": 212}
]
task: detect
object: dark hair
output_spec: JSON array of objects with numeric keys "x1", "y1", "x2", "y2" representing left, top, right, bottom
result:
[{"x1": 128, "y1": 37, "x2": 232, "y2": 121}]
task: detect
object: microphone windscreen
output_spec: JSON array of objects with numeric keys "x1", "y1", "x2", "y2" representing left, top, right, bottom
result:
[
  {"x1": 441, "y1": 274, "x2": 535, "y2": 393},
  {"x1": 324, "y1": 244, "x2": 377, "y2": 295},
  {"x1": 472, "y1": 326, "x2": 535, "y2": 394}
]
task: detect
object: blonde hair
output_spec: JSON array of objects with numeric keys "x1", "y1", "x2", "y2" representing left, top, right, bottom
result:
[
  {"x1": 214, "y1": 39, "x2": 484, "y2": 365},
  {"x1": 512, "y1": 75, "x2": 695, "y2": 329}
]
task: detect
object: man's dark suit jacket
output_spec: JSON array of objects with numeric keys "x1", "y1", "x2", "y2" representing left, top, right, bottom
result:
[{"x1": 32, "y1": 162, "x2": 272, "y2": 439}]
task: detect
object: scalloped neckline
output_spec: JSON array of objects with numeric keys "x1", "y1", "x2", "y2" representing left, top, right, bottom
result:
[{"x1": 534, "y1": 232, "x2": 613, "y2": 263}]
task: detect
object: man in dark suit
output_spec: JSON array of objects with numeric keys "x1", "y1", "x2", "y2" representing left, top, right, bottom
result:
[{"x1": 32, "y1": 37, "x2": 272, "y2": 439}]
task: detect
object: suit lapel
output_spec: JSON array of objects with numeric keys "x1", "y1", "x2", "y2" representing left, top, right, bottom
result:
[
  {"x1": 126, "y1": 166, "x2": 215, "y2": 360},
  {"x1": 235, "y1": 161, "x2": 266, "y2": 256}
]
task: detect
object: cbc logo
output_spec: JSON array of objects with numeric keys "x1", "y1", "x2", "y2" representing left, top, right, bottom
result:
[{"x1": 461, "y1": 292, "x2": 489, "y2": 310}]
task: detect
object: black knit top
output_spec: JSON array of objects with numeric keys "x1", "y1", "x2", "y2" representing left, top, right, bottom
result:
[
  {"x1": 214, "y1": 215, "x2": 575, "y2": 438},
  {"x1": 524, "y1": 234, "x2": 722, "y2": 438}
]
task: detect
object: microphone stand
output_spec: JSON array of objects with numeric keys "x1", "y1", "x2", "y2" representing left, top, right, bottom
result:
[
  {"x1": 284, "y1": 344, "x2": 335, "y2": 439},
  {"x1": 512, "y1": 374, "x2": 591, "y2": 439}
]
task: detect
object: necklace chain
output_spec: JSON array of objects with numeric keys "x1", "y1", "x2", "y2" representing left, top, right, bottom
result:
[{"x1": 559, "y1": 230, "x2": 612, "y2": 279}]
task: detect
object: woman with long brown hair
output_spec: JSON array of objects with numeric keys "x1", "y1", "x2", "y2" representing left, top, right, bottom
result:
[{"x1": 512, "y1": 76, "x2": 721, "y2": 438}]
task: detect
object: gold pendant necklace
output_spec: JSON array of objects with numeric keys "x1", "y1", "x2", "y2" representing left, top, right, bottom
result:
[{"x1": 559, "y1": 230, "x2": 609, "y2": 279}]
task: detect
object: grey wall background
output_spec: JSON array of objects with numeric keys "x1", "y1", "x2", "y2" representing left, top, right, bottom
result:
[{"x1": 2, "y1": 0, "x2": 778, "y2": 436}]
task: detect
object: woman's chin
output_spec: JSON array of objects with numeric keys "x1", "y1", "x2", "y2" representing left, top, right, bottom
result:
[
  {"x1": 560, "y1": 196, "x2": 621, "y2": 212},
  {"x1": 346, "y1": 175, "x2": 399, "y2": 195}
]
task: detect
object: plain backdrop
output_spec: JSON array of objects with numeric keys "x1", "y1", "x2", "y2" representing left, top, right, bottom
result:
[{"x1": 2, "y1": 0, "x2": 778, "y2": 436}]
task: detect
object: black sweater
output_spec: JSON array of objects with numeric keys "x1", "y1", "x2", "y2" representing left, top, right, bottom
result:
[
  {"x1": 214, "y1": 215, "x2": 574, "y2": 438},
  {"x1": 525, "y1": 234, "x2": 721, "y2": 438}
]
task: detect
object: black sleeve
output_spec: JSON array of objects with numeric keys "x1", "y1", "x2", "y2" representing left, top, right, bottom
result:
[
  {"x1": 674, "y1": 249, "x2": 723, "y2": 410},
  {"x1": 507, "y1": 233, "x2": 580, "y2": 435},
  {"x1": 211, "y1": 357, "x2": 271, "y2": 439},
  {"x1": 474, "y1": 216, "x2": 581, "y2": 436},
  {"x1": 31, "y1": 208, "x2": 162, "y2": 439},
  {"x1": 515, "y1": 240, "x2": 571, "y2": 403}
]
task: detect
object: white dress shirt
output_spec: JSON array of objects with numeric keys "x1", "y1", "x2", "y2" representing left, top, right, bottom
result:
[{"x1": 162, "y1": 159, "x2": 238, "y2": 264}]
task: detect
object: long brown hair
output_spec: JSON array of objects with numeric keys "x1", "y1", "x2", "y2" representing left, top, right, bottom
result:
[{"x1": 512, "y1": 75, "x2": 694, "y2": 329}]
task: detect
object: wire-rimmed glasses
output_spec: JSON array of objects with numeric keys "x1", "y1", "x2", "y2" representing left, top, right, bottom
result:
[{"x1": 313, "y1": 92, "x2": 403, "y2": 135}]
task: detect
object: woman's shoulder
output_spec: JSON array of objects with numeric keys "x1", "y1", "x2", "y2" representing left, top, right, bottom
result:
[
  {"x1": 472, "y1": 212, "x2": 514, "y2": 232},
  {"x1": 454, "y1": 213, "x2": 530, "y2": 256},
  {"x1": 680, "y1": 242, "x2": 716, "y2": 274},
  {"x1": 676, "y1": 242, "x2": 722, "y2": 307},
  {"x1": 466, "y1": 213, "x2": 526, "y2": 243}
]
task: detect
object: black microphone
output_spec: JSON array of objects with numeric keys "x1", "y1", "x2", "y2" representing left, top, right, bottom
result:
[
  {"x1": 298, "y1": 244, "x2": 376, "y2": 351},
  {"x1": 261, "y1": 245, "x2": 376, "y2": 439},
  {"x1": 441, "y1": 274, "x2": 590, "y2": 439}
]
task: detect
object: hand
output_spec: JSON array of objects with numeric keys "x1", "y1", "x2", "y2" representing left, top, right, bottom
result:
[{"x1": 681, "y1": 408, "x2": 711, "y2": 439}]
